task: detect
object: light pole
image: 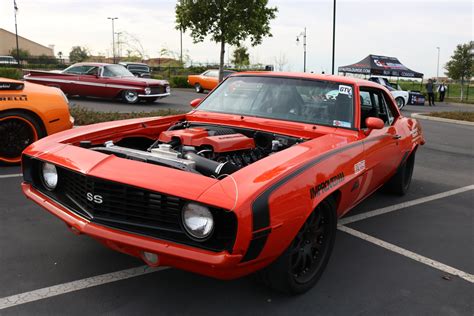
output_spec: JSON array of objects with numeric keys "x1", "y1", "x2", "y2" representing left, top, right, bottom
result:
[
  {"x1": 107, "y1": 17, "x2": 118, "y2": 63},
  {"x1": 436, "y1": 46, "x2": 440, "y2": 79},
  {"x1": 13, "y1": 0, "x2": 20, "y2": 66},
  {"x1": 115, "y1": 32, "x2": 122, "y2": 60},
  {"x1": 296, "y1": 27, "x2": 307, "y2": 72},
  {"x1": 331, "y1": 0, "x2": 336, "y2": 74}
]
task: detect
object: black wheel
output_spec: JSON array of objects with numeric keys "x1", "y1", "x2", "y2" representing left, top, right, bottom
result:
[
  {"x1": 122, "y1": 90, "x2": 139, "y2": 104},
  {"x1": 256, "y1": 198, "x2": 337, "y2": 295},
  {"x1": 0, "y1": 111, "x2": 45, "y2": 164},
  {"x1": 195, "y1": 83, "x2": 204, "y2": 93},
  {"x1": 395, "y1": 97, "x2": 405, "y2": 110},
  {"x1": 385, "y1": 151, "x2": 415, "y2": 195}
]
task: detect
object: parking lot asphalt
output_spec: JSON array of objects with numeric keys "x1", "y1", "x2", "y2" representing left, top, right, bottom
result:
[{"x1": 0, "y1": 109, "x2": 473, "y2": 315}]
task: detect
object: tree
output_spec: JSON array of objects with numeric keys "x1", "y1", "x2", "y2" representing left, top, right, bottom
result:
[
  {"x1": 9, "y1": 48, "x2": 30, "y2": 60},
  {"x1": 231, "y1": 45, "x2": 250, "y2": 68},
  {"x1": 69, "y1": 46, "x2": 89, "y2": 63},
  {"x1": 176, "y1": 0, "x2": 277, "y2": 81},
  {"x1": 445, "y1": 41, "x2": 473, "y2": 100},
  {"x1": 274, "y1": 53, "x2": 288, "y2": 71}
]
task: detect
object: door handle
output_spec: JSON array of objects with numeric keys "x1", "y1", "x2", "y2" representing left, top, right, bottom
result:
[{"x1": 393, "y1": 134, "x2": 402, "y2": 139}]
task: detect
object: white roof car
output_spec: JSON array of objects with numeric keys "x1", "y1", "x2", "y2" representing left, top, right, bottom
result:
[{"x1": 0, "y1": 56, "x2": 19, "y2": 65}]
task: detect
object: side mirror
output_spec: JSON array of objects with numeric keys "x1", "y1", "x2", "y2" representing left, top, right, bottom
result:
[
  {"x1": 190, "y1": 98, "x2": 203, "y2": 108},
  {"x1": 365, "y1": 117, "x2": 384, "y2": 130}
]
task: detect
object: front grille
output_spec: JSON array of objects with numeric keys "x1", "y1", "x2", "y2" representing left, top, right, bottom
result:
[
  {"x1": 25, "y1": 158, "x2": 236, "y2": 252},
  {"x1": 150, "y1": 86, "x2": 166, "y2": 94}
]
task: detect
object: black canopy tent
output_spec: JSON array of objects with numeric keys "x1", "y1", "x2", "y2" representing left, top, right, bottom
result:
[{"x1": 338, "y1": 54, "x2": 423, "y2": 78}]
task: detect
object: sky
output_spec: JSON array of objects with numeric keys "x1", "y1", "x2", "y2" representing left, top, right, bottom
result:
[{"x1": 1, "y1": 0, "x2": 472, "y2": 78}]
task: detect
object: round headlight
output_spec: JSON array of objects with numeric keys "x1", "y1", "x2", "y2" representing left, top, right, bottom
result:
[
  {"x1": 182, "y1": 203, "x2": 214, "y2": 240},
  {"x1": 144, "y1": 87, "x2": 151, "y2": 95},
  {"x1": 41, "y1": 162, "x2": 58, "y2": 190},
  {"x1": 165, "y1": 85, "x2": 171, "y2": 93}
]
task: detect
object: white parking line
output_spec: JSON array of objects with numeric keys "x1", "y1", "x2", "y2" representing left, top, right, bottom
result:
[
  {"x1": 0, "y1": 173, "x2": 22, "y2": 179},
  {"x1": 0, "y1": 266, "x2": 168, "y2": 310},
  {"x1": 338, "y1": 225, "x2": 474, "y2": 284},
  {"x1": 339, "y1": 184, "x2": 474, "y2": 225}
]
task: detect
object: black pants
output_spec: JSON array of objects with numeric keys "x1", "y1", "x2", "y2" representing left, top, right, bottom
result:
[
  {"x1": 439, "y1": 91, "x2": 445, "y2": 102},
  {"x1": 428, "y1": 92, "x2": 435, "y2": 106}
]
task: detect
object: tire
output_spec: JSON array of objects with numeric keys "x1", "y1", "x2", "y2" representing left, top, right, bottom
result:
[
  {"x1": 395, "y1": 97, "x2": 405, "y2": 110},
  {"x1": 385, "y1": 151, "x2": 415, "y2": 195},
  {"x1": 122, "y1": 90, "x2": 139, "y2": 104},
  {"x1": 195, "y1": 83, "x2": 204, "y2": 93},
  {"x1": 256, "y1": 197, "x2": 337, "y2": 295},
  {"x1": 0, "y1": 111, "x2": 45, "y2": 164}
]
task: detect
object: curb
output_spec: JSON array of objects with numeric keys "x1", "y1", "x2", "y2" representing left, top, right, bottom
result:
[{"x1": 411, "y1": 113, "x2": 474, "y2": 126}]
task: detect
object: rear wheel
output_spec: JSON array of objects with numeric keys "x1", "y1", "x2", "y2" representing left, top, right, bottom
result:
[
  {"x1": 385, "y1": 151, "x2": 415, "y2": 195},
  {"x1": 194, "y1": 83, "x2": 204, "y2": 93},
  {"x1": 395, "y1": 97, "x2": 405, "y2": 110},
  {"x1": 0, "y1": 111, "x2": 44, "y2": 164},
  {"x1": 122, "y1": 90, "x2": 139, "y2": 104},
  {"x1": 256, "y1": 198, "x2": 337, "y2": 295}
]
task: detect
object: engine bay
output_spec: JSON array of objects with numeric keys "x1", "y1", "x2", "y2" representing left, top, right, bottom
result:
[{"x1": 84, "y1": 122, "x2": 305, "y2": 178}]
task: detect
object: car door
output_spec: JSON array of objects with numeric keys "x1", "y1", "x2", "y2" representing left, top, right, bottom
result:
[
  {"x1": 75, "y1": 66, "x2": 108, "y2": 98},
  {"x1": 202, "y1": 70, "x2": 218, "y2": 90},
  {"x1": 361, "y1": 87, "x2": 405, "y2": 192}
]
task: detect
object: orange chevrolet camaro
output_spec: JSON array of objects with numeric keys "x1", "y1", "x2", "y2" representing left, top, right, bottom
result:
[
  {"x1": 0, "y1": 77, "x2": 73, "y2": 164},
  {"x1": 21, "y1": 73, "x2": 424, "y2": 294},
  {"x1": 187, "y1": 69, "x2": 235, "y2": 93}
]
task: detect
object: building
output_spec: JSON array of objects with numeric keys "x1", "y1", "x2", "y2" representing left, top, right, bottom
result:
[{"x1": 0, "y1": 28, "x2": 54, "y2": 56}]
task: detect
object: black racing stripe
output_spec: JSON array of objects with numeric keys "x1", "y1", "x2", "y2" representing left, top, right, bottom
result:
[
  {"x1": 243, "y1": 135, "x2": 388, "y2": 262},
  {"x1": 242, "y1": 234, "x2": 269, "y2": 262}
]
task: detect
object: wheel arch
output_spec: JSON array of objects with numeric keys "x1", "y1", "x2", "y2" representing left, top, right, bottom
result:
[{"x1": 0, "y1": 108, "x2": 47, "y2": 136}]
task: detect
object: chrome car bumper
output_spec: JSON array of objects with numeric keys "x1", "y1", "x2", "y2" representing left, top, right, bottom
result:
[{"x1": 138, "y1": 92, "x2": 171, "y2": 98}]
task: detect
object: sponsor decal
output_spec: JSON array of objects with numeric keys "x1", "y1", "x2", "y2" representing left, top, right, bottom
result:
[
  {"x1": 310, "y1": 172, "x2": 345, "y2": 199},
  {"x1": 354, "y1": 160, "x2": 366, "y2": 174},
  {"x1": 0, "y1": 95, "x2": 27, "y2": 101},
  {"x1": 333, "y1": 120, "x2": 352, "y2": 128},
  {"x1": 338, "y1": 85, "x2": 352, "y2": 95}
]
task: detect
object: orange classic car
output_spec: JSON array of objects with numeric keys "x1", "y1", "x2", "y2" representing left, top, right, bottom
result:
[
  {"x1": 21, "y1": 73, "x2": 424, "y2": 294},
  {"x1": 0, "y1": 77, "x2": 73, "y2": 164},
  {"x1": 187, "y1": 69, "x2": 235, "y2": 93}
]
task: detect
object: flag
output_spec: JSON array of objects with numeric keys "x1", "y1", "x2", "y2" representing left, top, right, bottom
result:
[{"x1": 14, "y1": 0, "x2": 18, "y2": 12}]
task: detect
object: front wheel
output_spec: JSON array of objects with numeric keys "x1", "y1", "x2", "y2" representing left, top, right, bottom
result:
[
  {"x1": 395, "y1": 97, "x2": 405, "y2": 110},
  {"x1": 256, "y1": 198, "x2": 337, "y2": 295},
  {"x1": 122, "y1": 90, "x2": 139, "y2": 104},
  {"x1": 0, "y1": 111, "x2": 44, "y2": 164},
  {"x1": 194, "y1": 83, "x2": 204, "y2": 93}
]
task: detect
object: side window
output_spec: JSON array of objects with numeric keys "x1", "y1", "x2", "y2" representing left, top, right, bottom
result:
[
  {"x1": 380, "y1": 92, "x2": 395, "y2": 125},
  {"x1": 201, "y1": 71, "x2": 209, "y2": 77},
  {"x1": 64, "y1": 66, "x2": 84, "y2": 74}
]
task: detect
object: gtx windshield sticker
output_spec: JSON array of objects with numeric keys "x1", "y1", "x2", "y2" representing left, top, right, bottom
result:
[
  {"x1": 333, "y1": 120, "x2": 351, "y2": 128},
  {"x1": 338, "y1": 85, "x2": 352, "y2": 96},
  {"x1": 310, "y1": 172, "x2": 345, "y2": 199},
  {"x1": 354, "y1": 160, "x2": 366, "y2": 174},
  {"x1": 0, "y1": 95, "x2": 27, "y2": 101}
]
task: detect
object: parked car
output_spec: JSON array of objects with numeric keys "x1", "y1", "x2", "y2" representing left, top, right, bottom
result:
[
  {"x1": 187, "y1": 69, "x2": 235, "y2": 93},
  {"x1": 0, "y1": 56, "x2": 19, "y2": 65},
  {"x1": 21, "y1": 73, "x2": 424, "y2": 294},
  {"x1": 118, "y1": 62, "x2": 151, "y2": 78},
  {"x1": 23, "y1": 63, "x2": 170, "y2": 104},
  {"x1": 368, "y1": 77, "x2": 409, "y2": 109},
  {"x1": 0, "y1": 77, "x2": 73, "y2": 164}
]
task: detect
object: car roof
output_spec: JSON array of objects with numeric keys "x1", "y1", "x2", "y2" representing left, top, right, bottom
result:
[
  {"x1": 232, "y1": 72, "x2": 383, "y2": 88},
  {"x1": 71, "y1": 62, "x2": 117, "y2": 67},
  {"x1": 119, "y1": 62, "x2": 148, "y2": 66}
]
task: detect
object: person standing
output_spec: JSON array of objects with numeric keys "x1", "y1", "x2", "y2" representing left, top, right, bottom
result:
[
  {"x1": 426, "y1": 79, "x2": 435, "y2": 106},
  {"x1": 438, "y1": 81, "x2": 447, "y2": 102}
]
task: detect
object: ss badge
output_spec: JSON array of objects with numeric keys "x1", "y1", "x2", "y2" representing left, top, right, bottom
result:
[{"x1": 86, "y1": 192, "x2": 103, "y2": 204}]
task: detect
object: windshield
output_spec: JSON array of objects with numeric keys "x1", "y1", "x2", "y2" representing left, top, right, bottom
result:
[
  {"x1": 103, "y1": 65, "x2": 134, "y2": 77},
  {"x1": 196, "y1": 76, "x2": 355, "y2": 128}
]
